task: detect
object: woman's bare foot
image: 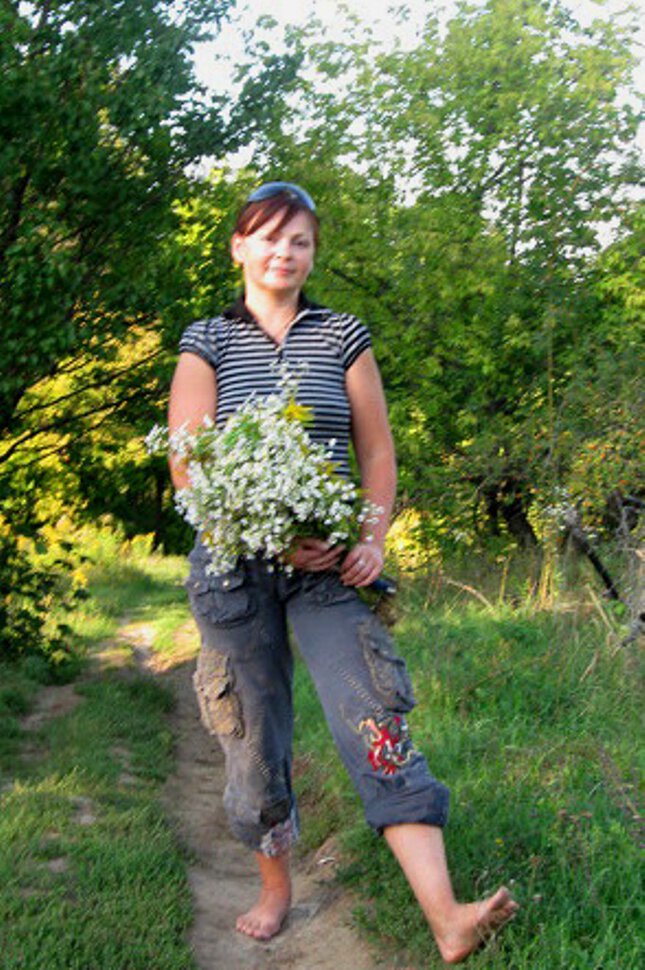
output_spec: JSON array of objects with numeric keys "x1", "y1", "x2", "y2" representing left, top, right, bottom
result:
[
  {"x1": 236, "y1": 850, "x2": 292, "y2": 941},
  {"x1": 433, "y1": 887, "x2": 519, "y2": 964},
  {"x1": 235, "y1": 885, "x2": 292, "y2": 941},
  {"x1": 383, "y1": 825, "x2": 518, "y2": 965}
]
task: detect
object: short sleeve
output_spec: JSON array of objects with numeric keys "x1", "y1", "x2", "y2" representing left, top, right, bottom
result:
[
  {"x1": 178, "y1": 318, "x2": 219, "y2": 370},
  {"x1": 341, "y1": 314, "x2": 372, "y2": 370}
]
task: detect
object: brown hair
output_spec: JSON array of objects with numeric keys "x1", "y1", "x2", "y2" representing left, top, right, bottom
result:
[{"x1": 234, "y1": 190, "x2": 320, "y2": 246}]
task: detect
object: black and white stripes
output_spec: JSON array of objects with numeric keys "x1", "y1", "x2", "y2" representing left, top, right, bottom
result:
[{"x1": 178, "y1": 297, "x2": 372, "y2": 479}]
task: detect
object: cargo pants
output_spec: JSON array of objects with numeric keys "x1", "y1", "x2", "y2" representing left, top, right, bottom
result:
[{"x1": 187, "y1": 545, "x2": 450, "y2": 856}]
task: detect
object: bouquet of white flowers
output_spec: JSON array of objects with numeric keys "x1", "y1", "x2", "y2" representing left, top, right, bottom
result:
[{"x1": 146, "y1": 369, "x2": 381, "y2": 575}]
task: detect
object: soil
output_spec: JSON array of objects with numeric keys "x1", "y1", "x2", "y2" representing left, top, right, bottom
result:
[
  {"x1": 17, "y1": 619, "x2": 388, "y2": 969},
  {"x1": 20, "y1": 683, "x2": 82, "y2": 732},
  {"x1": 124, "y1": 620, "x2": 384, "y2": 970},
  {"x1": 160, "y1": 659, "x2": 381, "y2": 970}
]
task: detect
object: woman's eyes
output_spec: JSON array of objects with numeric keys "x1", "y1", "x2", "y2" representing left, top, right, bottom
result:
[{"x1": 260, "y1": 234, "x2": 311, "y2": 247}]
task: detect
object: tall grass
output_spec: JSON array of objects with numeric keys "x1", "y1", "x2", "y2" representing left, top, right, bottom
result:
[
  {"x1": 1, "y1": 532, "x2": 641, "y2": 968},
  {"x1": 292, "y1": 564, "x2": 644, "y2": 969}
]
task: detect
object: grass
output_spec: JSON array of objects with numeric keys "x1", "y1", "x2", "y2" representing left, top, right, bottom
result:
[
  {"x1": 0, "y1": 539, "x2": 198, "y2": 970},
  {"x1": 0, "y1": 679, "x2": 195, "y2": 970},
  {"x1": 1, "y1": 534, "x2": 642, "y2": 968},
  {"x1": 292, "y1": 572, "x2": 644, "y2": 969}
]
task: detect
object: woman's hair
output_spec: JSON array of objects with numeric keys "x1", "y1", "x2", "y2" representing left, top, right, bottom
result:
[{"x1": 234, "y1": 189, "x2": 320, "y2": 246}]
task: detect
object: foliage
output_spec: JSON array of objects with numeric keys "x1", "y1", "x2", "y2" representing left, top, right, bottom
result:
[
  {"x1": 0, "y1": 169, "x2": 248, "y2": 552},
  {"x1": 562, "y1": 203, "x2": 645, "y2": 526},
  {"x1": 0, "y1": 0, "x2": 234, "y2": 480},
  {"x1": 0, "y1": 1, "x2": 235, "y2": 664},
  {"x1": 0, "y1": 0, "x2": 233, "y2": 434},
  {"x1": 221, "y1": 0, "x2": 644, "y2": 550},
  {"x1": 0, "y1": 514, "x2": 87, "y2": 676}
]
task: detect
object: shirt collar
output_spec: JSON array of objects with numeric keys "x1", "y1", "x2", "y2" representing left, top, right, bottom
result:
[{"x1": 222, "y1": 293, "x2": 323, "y2": 324}]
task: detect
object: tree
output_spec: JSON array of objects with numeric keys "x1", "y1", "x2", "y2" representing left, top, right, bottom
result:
[
  {"x1": 562, "y1": 202, "x2": 645, "y2": 529},
  {"x1": 0, "y1": 0, "x2": 236, "y2": 664},
  {"x1": 0, "y1": 0, "x2": 234, "y2": 435},
  {"x1": 1, "y1": 168, "x2": 245, "y2": 547},
  {"x1": 224, "y1": 0, "x2": 643, "y2": 548}
]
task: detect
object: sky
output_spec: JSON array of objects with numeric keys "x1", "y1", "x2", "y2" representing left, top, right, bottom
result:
[
  {"x1": 193, "y1": 0, "x2": 644, "y2": 165},
  {"x1": 194, "y1": 0, "x2": 645, "y2": 102},
  {"x1": 194, "y1": 0, "x2": 430, "y2": 76}
]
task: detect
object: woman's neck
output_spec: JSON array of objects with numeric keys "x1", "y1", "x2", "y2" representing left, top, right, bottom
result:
[{"x1": 243, "y1": 288, "x2": 301, "y2": 332}]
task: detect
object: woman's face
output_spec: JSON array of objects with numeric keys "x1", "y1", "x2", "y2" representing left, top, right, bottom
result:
[{"x1": 231, "y1": 209, "x2": 316, "y2": 298}]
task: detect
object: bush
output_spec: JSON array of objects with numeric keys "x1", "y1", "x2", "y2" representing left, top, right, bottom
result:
[{"x1": 0, "y1": 515, "x2": 86, "y2": 679}]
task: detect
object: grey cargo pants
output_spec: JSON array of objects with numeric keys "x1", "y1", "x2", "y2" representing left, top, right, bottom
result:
[{"x1": 187, "y1": 547, "x2": 450, "y2": 856}]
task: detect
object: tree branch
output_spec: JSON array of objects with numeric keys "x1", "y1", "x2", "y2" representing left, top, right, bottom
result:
[
  {"x1": 0, "y1": 402, "x2": 153, "y2": 475},
  {"x1": 15, "y1": 347, "x2": 166, "y2": 419},
  {"x1": 563, "y1": 508, "x2": 622, "y2": 601},
  {"x1": 0, "y1": 172, "x2": 30, "y2": 269},
  {"x1": 0, "y1": 384, "x2": 161, "y2": 465}
]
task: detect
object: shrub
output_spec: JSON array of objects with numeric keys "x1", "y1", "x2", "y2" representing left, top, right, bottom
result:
[{"x1": 0, "y1": 515, "x2": 86, "y2": 679}]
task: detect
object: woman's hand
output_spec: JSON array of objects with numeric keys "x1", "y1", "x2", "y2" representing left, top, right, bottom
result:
[
  {"x1": 340, "y1": 541, "x2": 384, "y2": 588},
  {"x1": 285, "y1": 537, "x2": 346, "y2": 572}
]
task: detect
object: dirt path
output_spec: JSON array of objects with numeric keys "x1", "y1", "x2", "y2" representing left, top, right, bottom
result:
[
  {"x1": 108, "y1": 617, "x2": 382, "y2": 970},
  {"x1": 15, "y1": 619, "x2": 392, "y2": 969},
  {"x1": 160, "y1": 660, "x2": 380, "y2": 970}
]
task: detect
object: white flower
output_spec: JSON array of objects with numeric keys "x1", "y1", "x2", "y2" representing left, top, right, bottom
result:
[{"x1": 149, "y1": 368, "x2": 381, "y2": 575}]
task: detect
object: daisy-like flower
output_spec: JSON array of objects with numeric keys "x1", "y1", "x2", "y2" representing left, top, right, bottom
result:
[{"x1": 147, "y1": 367, "x2": 382, "y2": 575}]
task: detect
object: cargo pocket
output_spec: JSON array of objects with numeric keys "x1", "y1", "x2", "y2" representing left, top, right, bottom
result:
[
  {"x1": 359, "y1": 615, "x2": 416, "y2": 713},
  {"x1": 186, "y1": 567, "x2": 255, "y2": 628},
  {"x1": 193, "y1": 648, "x2": 244, "y2": 738},
  {"x1": 308, "y1": 571, "x2": 358, "y2": 607}
]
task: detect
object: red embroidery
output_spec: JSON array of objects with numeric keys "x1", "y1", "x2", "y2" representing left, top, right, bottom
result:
[{"x1": 359, "y1": 715, "x2": 415, "y2": 775}]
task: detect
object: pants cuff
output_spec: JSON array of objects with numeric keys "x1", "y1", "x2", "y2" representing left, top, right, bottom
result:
[
  {"x1": 258, "y1": 804, "x2": 300, "y2": 856},
  {"x1": 366, "y1": 780, "x2": 450, "y2": 833}
]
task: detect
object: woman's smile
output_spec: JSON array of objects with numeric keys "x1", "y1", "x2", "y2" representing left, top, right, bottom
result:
[{"x1": 232, "y1": 210, "x2": 315, "y2": 296}]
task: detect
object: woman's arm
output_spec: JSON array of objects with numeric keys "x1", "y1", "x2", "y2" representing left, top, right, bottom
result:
[
  {"x1": 341, "y1": 348, "x2": 397, "y2": 587},
  {"x1": 167, "y1": 352, "x2": 217, "y2": 490}
]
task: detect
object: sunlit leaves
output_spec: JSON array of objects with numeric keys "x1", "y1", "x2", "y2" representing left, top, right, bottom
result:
[
  {"x1": 227, "y1": 0, "x2": 643, "y2": 547},
  {"x1": 0, "y1": 0, "x2": 233, "y2": 432}
]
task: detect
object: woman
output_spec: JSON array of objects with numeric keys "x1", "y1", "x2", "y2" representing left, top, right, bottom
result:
[{"x1": 168, "y1": 181, "x2": 517, "y2": 963}]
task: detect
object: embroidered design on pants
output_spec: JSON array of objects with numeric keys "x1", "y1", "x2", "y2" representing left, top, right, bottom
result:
[{"x1": 359, "y1": 714, "x2": 416, "y2": 775}]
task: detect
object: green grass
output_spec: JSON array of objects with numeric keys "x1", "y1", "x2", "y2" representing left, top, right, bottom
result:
[
  {"x1": 292, "y1": 577, "x2": 644, "y2": 968},
  {"x1": 0, "y1": 660, "x2": 50, "y2": 775},
  {"x1": 0, "y1": 677, "x2": 196, "y2": 970},
  {"x1": 0, "y1": 541, "x2": 198, "y2": 970},
  {"x1": 71, "y1": 538, "x2": 191, "y2": 641}
]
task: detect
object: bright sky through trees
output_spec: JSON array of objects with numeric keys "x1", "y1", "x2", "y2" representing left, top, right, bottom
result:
[
  {"x1": 195, "y1": 0, "x2": 644, "y2": 135},
  {"x1": 191, "y1": 0, "x2": 644, "y2": 194}
]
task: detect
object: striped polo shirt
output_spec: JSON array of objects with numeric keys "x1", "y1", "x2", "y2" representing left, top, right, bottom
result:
[{"x1": 178, "y1": 296, "x2": 372, "y2": 479}]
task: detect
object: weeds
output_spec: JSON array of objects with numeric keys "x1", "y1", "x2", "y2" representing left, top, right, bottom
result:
[
  {"x1": 0, "y1": 535, "x2": 196, "y2": 970},
  {"x1": 1, "y1": 536, "x2": 641, "y2": 969}
]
